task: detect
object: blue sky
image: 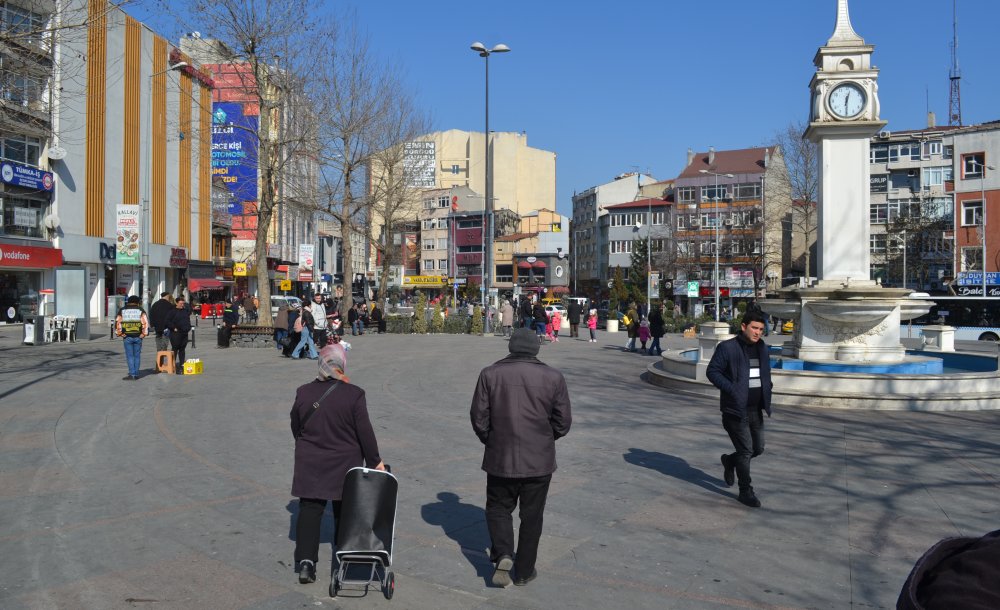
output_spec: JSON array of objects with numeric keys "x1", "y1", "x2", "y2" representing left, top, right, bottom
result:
[{"x1": 133, "y1": 1, "x2": 999, "y2": 217}]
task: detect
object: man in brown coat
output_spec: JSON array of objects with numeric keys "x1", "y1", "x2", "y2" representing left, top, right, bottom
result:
[{"x1": 470, "y1": 327, "x2": 572, "y2": 588}]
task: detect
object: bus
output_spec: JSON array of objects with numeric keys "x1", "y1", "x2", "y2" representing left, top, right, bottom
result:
[{"x1": 903, "y1": 296, "x2": 1000, "y2": 342}]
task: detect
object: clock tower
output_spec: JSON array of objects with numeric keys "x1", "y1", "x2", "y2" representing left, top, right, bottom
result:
[{"x1": 805, "y1": 0, "x2": 887, "y2": 285}]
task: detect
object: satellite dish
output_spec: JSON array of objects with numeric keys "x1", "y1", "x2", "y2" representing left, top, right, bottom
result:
[
  {"x1": 47, "y1": 146, "x2": 67, "y2": 160},
  {"x1": 43, "y1": 214, "x2": 60, "y2": 229}
]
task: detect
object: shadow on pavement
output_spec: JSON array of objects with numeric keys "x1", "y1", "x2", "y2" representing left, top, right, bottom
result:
[
  {"x1": 623, "y1": 448, "x2": 730, "y2": 497},
  {"x1": 421, "y1": 491, "x2": 492, "y2": 585}
]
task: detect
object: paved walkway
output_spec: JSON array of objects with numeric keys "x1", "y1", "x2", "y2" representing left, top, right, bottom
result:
[{"x1": 0, "y1": 326, "x2": 997, "y2": 609}]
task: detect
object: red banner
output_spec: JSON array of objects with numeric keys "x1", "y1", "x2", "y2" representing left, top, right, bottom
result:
[{"x1": 0, "y1": 244, "x2": 62, "y2": 268}]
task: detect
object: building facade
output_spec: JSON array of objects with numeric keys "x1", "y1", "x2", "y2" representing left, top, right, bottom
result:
[{"x1": 602, "y1": 198, "x2": 671, "y2": 277}]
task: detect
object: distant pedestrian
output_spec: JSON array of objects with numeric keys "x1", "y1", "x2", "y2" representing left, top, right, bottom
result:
[
  {"x1": 219, "y1": 298, "x2": 239, "y2": 348},
  {"x1": 638, "y1": 318, "x2": 651, "y2": 354},
  {"x1": 283, "y1": 303, "x2": 301, "y2": 358},
  {"x1": 500, "y1": 300, "x2": 514, "y2": 338},
  {"x1": 550, "y1": 310, "x2": 562, "y2": 342},
  {"x1": 567, "y1": 300, "x2": 582, "y2": 338},
  {"x1": 310, "y1": 294, "x2": 328, "y2": 348},
  {"x1": 243, "y1": 293, "x2": 257, "y2": 323},
  {"x1": 471, "y1": 328, "x2": 572, "y2": 587},
  {"x1": 624, "y1": 303, "x2": 639, "y2": 352},
  {"x1": 274, "y1": 303, "x2": 290, "y2": 350},
  {"x1": 706, "y1": 310, "x2": 772, "y2": 508},
  {"x1": 166, "y1": 296, "x2": 192, "y2": 373},
  {"x1": 586, "y1": 308, "x2": 598, "y2": 342},
  {"x1": 370, "y1": 303, "x2": 385, "y2": 334},
  {"x1": 291, "y1": 303, "x2": 319, "y2": 360},
  {"x1": 531, "y1": 302, "x2": 548, "y2": 339},
  {"x1": 149, "y1": 292, "x2": 174, "y2": 353},
  {"x1": 114, "y1": 295, "x2": 149, "y2": 380},
  {"x1": 291, "y1": 342, "x2": 385, "y2": 584},
  {"x1": 648, "y1": 305, "x2": 665, "y2": 356},
  {"x1": 519, "y1": 298, "x2": 533, "y2": 329}
]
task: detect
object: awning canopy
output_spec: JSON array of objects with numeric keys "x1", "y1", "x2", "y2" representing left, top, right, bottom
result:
[
  {"x1": 548, "y1": 286, "x2": 569, "y2": 294},
  {"x1": 517, "y1": 261, "x2": 532, "y2": 269},
  {"x1": 532, "y1": 260, "x2": 547, "y2": 268},
  {"x1": 188, "y1": 278, "x2": 230, "y2": 291}
]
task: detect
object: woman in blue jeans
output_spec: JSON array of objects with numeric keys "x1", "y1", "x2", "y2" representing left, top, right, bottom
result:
[{"x1": 292, "y1": 304, "x2": 318, "y2": 360}]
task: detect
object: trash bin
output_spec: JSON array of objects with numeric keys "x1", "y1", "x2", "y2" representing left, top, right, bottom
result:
[{"x1": 23, "y1": 315, "x2": 45, "y2": 345}]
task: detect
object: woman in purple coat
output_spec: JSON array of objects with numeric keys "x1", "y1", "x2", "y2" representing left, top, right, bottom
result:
[{"x1": 290, "y1": 339, "x2": 385, "y2": 584}]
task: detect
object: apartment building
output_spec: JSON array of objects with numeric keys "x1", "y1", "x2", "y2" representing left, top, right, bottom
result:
[{"x1": 602, "y1": 198, "x2": 671, "y2": 276}]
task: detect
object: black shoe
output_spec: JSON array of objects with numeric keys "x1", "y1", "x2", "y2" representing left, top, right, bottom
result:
[
  {"x1": 298, "y1": 559, "x2": 316, "y2": 584},
  {"x1": 123, "y1": 375, "x2": 133, "y2": 381},
  {"x1": 738, "y1": 489, "x2": 761, "y2": 508},
  {"x1": 721, "y1": 454, "x2": 735, "y2": 487},
  {"x1": 513, "y1": 569, "x2": 537, "y2": 586},
  {"x1": 491, "y1": 555, "x2": 513, "y2": 587},
  {"x1": 131, "y1": 375, "x2": 139, "y2": 380}
]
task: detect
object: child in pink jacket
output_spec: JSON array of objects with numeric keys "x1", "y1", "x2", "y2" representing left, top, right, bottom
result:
[
  {"x1": 550, "y1": 310, "x2": 562, "y2": 342},
  {"x1": 586, "y1": 309, "x2": 598, "y2": 342},
  {"x1": 638, "y1": 318, "x2": 651, "y2": 353}
]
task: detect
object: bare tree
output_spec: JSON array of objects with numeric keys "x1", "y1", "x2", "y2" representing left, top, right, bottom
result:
[
  {"x1": 308, "y1": 24, "x2": 407, "y2": 317},
  {"x1": 366, "y1": 93, "x2": 430, "y2": 305},
  {"x1": 771, "y1": 120, "x2": 819, "y2": 280}
]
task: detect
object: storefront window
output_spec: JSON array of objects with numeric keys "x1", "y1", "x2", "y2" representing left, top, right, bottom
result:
[
  {"x1": 0, "y1": 269, "x2": 40, "y2": 322},
  {"x1": 1, "y1": 195, "x2": 47, "y2": 237}
]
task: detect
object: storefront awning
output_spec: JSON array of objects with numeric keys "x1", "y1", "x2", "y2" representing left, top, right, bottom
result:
[
  {"x1": 188, "y1": 278, "x2": 230, "y2": 291},
  {"x1": 517, "y1": 261, "x2": 532, "y2": 269},
  {"x1": 532, "y1": 260, "x2": 547, "y2": 268}
]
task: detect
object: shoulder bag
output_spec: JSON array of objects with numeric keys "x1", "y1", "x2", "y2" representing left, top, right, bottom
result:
[{"x1": 295, "y1": 381, "x2": 340, "y2": 439}]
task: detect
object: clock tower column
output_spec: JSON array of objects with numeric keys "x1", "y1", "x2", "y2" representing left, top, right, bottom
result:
[{"x1": 804, "y1": 0, "x2": 887, "y2": 285}]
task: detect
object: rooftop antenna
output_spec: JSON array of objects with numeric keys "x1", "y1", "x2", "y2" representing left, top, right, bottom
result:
[{"x1": 948, "y1": 0, "x2": 962, "y2": 126}]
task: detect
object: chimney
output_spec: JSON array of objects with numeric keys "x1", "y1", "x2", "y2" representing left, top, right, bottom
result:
[
  {"x1": 687, "y1": 148, "x2": 695, "y2": 166},
  {"x1": 708, "y1": 146, "x2": 716, "y2": 166},
  {"x1": 927, "y1": 111, "x2": 936, "y2": 128}
]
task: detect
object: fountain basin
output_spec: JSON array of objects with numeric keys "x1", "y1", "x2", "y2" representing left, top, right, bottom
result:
[{"x1": 806, "y1": 300, "x2": 896, "y2": 323}]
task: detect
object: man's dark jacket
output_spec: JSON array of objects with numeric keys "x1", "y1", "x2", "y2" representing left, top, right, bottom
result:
[
  {"x1": 149, "y1": 298, "x2": 172, "y2": 335},
  {"x1": 223, "y1": 302, "x2": 240, "y2": 326},
  {"x1": 164, "y1": 307, "x2": 192, "y2": 335},
  {"x1": 470, "y1": 355, "x2": 572, "y2": 478},
  {"x1": 567, "y1": 301, "x2": 582, "y2": 325},
  {"x1": 706, "y1": 336, "x2": 773, "y2": 417}
]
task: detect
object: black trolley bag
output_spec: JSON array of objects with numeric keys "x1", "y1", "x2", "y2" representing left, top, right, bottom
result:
[{"x1": 331, "y1": 466, "x2": 399, "y2": 599}]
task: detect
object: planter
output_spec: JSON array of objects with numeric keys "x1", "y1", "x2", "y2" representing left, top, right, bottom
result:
[{"x1": 606, "y1": 319, "x2": 619, "y2": 333}]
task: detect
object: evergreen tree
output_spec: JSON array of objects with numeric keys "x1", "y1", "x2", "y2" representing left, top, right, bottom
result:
[
  {"x1": 412, "y1": 292, "x2": 428, "y2": 334},
  {"x1": 629, "y1": 237, "x2": 650, "y2": 306}
]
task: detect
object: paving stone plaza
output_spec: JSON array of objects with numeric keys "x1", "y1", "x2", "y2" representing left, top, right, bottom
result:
[{"x1": 0, "y1": 328, "x2": 998, "y2": 609}]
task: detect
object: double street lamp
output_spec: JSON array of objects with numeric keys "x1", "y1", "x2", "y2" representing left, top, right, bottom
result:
[
  {"x1": 470, "y1": 41, "x2": 509, "y2": 334},
  {"x1": 142, "y1": 60, "x2": 188, "y2": 311},
  {"x1": 700, "y1": 169, "x2": 733, "y2": 321}
]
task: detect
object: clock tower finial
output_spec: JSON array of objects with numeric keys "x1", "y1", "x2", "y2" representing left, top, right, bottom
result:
[{"x1": 828, "y1": 0, "x2": 864, "y2": 46}]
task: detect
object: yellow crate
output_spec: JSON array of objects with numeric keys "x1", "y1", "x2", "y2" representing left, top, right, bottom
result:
[{"x1": 182, "y1": 359, "x2": 204, "y2": 375}]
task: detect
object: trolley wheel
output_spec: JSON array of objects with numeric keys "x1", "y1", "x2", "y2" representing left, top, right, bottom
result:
[
  {"x1": 979, "y1": 332, "x2": 1000, "y2": 342},
  {"x1": 329, "y1": 577, "x2": 339, "y2": 598},
  {"x1": 383, "y1": 571, "x2": 395, "y2": 600}
]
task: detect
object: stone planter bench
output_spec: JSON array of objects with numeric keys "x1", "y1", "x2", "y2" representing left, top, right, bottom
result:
[{"x1": 231, "y1": 325, "x2": 276, "y2": 348}]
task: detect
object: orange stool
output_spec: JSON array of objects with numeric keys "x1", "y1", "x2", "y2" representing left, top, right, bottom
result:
[{"x1": 156, "y1": 351, "x2": 176, "y2": 374}]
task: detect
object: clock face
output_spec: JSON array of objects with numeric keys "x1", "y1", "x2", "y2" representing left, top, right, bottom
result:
[
  {"x1": 828, "y1": 82, "x2": 866, "y2": 119},
  {"x1": 555, "y1": 265, "x2": 564, "y2": 278}
]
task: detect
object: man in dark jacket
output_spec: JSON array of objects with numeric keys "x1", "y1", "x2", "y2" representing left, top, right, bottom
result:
[
  {"x1": 219, "y1": 298, "x2": 240, "y2": 348},
  {"x1": 519, "y1": 297, "x2": 533, "y2": 329},
  {"x1": 470, "y1": 327, "x2": 572, "y2": 588},
  {"x1": 166, "y1": 296, "x2": 193, "y2": 373},
  {"x1": 149, "y1": 292, "x2": 173, "y2": 353},
  {"x1": 706, "y1": 310, "x2": 772, "y2": 508},
  {"x1": 567, "y1": 300, "x2": 582, "y2": 338}
]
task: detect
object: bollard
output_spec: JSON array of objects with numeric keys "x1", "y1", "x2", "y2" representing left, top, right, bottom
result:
[{"x1": 190, "y1": 328, "x2": 196, "y2": 349}]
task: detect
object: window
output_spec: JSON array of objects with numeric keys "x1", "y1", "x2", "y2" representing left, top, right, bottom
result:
[
  {"x1": 438, "y1": 196, "x2": 450, "y2": 208},
  {"x1": 438, "y1": 259, "x2": 448, "y2": 270},
  {"x1": 2, "y1": 5, "x2": 47, "y2": 43},
  {"x1": 751, "y1": 239, "x2": 762, "y2": 254},
  {"x1": 961, "y1": 200, "x2": 983, "y2": 226},
  {"x1": 451, "y1": 164, "x2": 460, "y2": 174},
  {"x1": 869, "y1": 234, "x2": 887, "y2": 254},
  {"x1": 651, "y1": 210, "x2": 666, "y2": 225},
  {"x1": 870, "y1": 145, "x2": 889, "y2": 164},
  {"x1": 457, "y1": 245, "x2": 482, "y2": 253},
  {"x1": 676, "y1": 186, "x2": 696, "y2": 203},
  {"x1": 699, "y1": 241, "x2": 716, "y2": 255},
  {"x1": 961, "y1": 247, "x2": 983, "y2": 272},
  {"x1": 1, "y1": 71, "x2": 43, "y2": 107},
  {"x1": 927, "y1": 141, "x2": 942, "y2": 156},
  {"x1": 650, "y1": 239, "x2": 666, "y2": 251},
  {"x1": 610, "y1": 212, "x2": 645, "y2": 227},
  {"x1": 733, "y1": 183, "x2": 761, "y2": 200},
  {"x1": 423, "y1": 260, "x2": 434, "y2": 270},
  {"x1": 423, "y1": 241, "x2": 435, "y2": 250},
  {"x1": 890, "y1": 143, "x2": 921, "y2": 161},
  {"x1": 1, "y1": 195, "x2": 46, "y2": 238},
  {"x1": 676, "y1": 215, "x2": 687, "y2": 230},
  {"x1": 700, "y1": 213, "x2": 718, "y2": 229},
  {"x1": 943, "y1": 145, "x2": 953, "y2": 159},
  {"x1": 1, "y1": 134, "x2": 41, "y2": 164},
  {"x1": 922, "y1": 166, "x2": 953, "y2": 187},
  {"x1": 423, "y1": 199, "x2": 434, "y2": 210},
  {"x1": 422, "y1": 219, "x2": 436, "y2": 229},
  {"x1": 887, "y1": 201, "x2": 920, "y2": 222},
  {"x1": 963, "y1": 153, "x2": 986, "y2": 179},
  {"x1": 731, "y1": 240, "x2": 745, "y2": 254},
  {"x1": 609, "y1": 240, "x2": 632, "y2": 254},
  {"x1": 702, "y1": 185, "x2": 728, "y2": 202},
  {"x1": 677, "y1": 241, "x2": 692, "y2": 256},
  {"x1": 457, "y1": 219, "x2": 480, "y2": 229},
  {"x1": 437, "y1": 238, "x2": 447, "y2": 249}
]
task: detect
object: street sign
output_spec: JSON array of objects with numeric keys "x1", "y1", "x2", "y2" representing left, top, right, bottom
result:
[
  {"x1": 279, "y1": 279, "x2": 292, "y2": 291},
  {"x1": 687, "y1": 281, "x2": 699, "y2": 298}
]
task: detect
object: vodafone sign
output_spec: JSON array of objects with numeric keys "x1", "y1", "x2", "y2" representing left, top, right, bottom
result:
[{"x1": 0, "y1": 244, "x2": 63, "y2": 268}]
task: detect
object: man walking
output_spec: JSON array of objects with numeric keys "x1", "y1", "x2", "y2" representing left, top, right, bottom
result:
[
  {"x1": 567, "y1": 299, "x2": 582, "y2": 339},
  {"x1": 166, "y1": 296, "x2": 192, "y2": 373},
  {"x1": 706, "y1": 310, "x2": 773, "y2": 508},
  {"x1": 149, "y1": 292, "x2": 173, "y2": 353},
  {"x1": 114, "y1": 295, "x2": 149, "y2": 380},
  {"x1": 500, "y1": 299, "x2": 514, "y2": 338},
  {"x1": 470, "y1": 327, "x2": 572, "y2": 587},
  {"x1": 310, "y1": 293, "x2": 328, "y2": 348}
]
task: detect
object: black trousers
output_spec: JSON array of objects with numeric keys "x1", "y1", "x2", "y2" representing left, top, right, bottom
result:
[
  {"x1": 295, "y1": 497, "x2": 343, "y2": 564},
  {"x1": 722, "y1": 409, "x2": 765, "y2": 492},
  {"x1": 485, "y1": 474, "x2": 551, "y2": 577},
  {"x1": 569, "y1": 322, "x2": 579, "y2": 337},
  {"x1": 170, "y1": 332, "x2": 188, "y2": 371}
]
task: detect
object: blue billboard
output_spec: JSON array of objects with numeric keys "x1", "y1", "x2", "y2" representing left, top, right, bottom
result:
[{"x1": 211, "y1": 102, "x2": 259, "y2": 216}]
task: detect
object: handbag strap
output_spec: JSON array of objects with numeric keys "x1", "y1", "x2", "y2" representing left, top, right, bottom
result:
[{"x1": 296, "y1": 381, "x2": 340, "y2": 438}]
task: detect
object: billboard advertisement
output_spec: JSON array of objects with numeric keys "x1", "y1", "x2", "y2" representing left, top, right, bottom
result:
[
  {"x1": 212, "y1": 102, "x2": 259, "y2": 222},
  {"x1": 298, "y1": 244, "x2": 315, "y2": 282},
  {"x1": 404, "y1": 141, "x2": 436, "y2": 187},
  {"x1": 115, "y1": 205, "x2": 141, "y2": 265}
]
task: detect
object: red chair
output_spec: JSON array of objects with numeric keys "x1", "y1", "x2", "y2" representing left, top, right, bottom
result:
[{"x1": 200, "y1": 303, "x2": 211, "y2": 319}]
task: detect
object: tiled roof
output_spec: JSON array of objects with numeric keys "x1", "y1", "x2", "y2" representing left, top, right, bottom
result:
[
  {"x1": 496, "y1": 232, "x2": 539, "y2": 242},
  {"x1": 677, "y1": 147, "x2": 772, "y2": 179},
  {"x1": 604, "y1": 198, "x2": 670, "y2": 210}
]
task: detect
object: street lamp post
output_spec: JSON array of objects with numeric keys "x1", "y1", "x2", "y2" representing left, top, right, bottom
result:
[
  {"x1": 978, "y1": 161, "x2": 996, "y2": 297},
  {"x1": 573, "y1": 229, "x2": 585, "y2": 296},
  {"x1": 700, "y1": 169, "x2": 734, "y2": 321},
  {"x1": 142, "y1": 60, "x2": 188, "y2": 312},
  {"x1": 470, "y1": 41, "x2": 509, "y2": 334}
]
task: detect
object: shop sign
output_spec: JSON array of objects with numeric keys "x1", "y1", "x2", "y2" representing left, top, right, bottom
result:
[
  {"x1": 169, "y1": 248, "x2": 188, "y2": 267},
  {"x1": 0, "y1": 243, "x2": 63, "y2": 268},
  {"x1": 99, "y1": 243, "x2": 117, "y2": 261},
  {"x1": 12, "y1": 207, "x2": 38, "y2": 227},
  {"x1": 267, "y1": 243, "x2": 281, "y2": 259},
  {"x1": 298, "y1": 244, "x2": 314, "y2": 282},
  {"x1": 233, "y1": 262, "x2": 248, "y2": 276},
  {"x1": 115, "y1": 205, "x2": 141, "y2": 265},
  {"x1": 870, "y1": 174, "x2": 888, "y2": 193},
  {"x1": 687, "y1": 281, "x2": 699, "y2": 298},
  {"x1": 956, "y1": 271, "x2": 1000, "y2": 286},
  {"x1": 188, "y1": 264, "x2": 216, "y2": 279},
  {"x1": 0, "y1": 160, "x2": 54, "y2": 191},
  {"x1": 402, "y1": 275, "x2": 445, "y2": 287}
]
